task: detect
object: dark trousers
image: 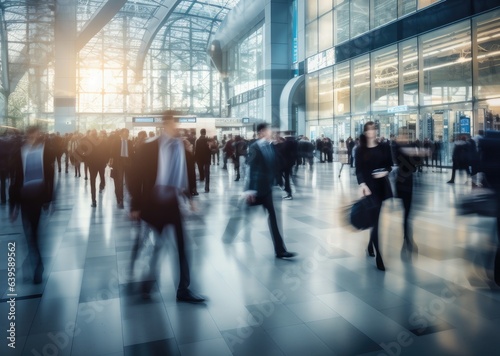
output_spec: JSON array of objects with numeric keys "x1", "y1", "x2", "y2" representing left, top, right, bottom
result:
[
  {"x1": 0, "y1": 169, "x2": 7, "y2": 203},
  {"x1": 89, "y1": 164, "x2": 106, "y2": 203},
  {"x1": 21, "y1": 201, "x2": 43, "y2": 277},
  {"x1": 283, "y1": 166, "x2": 293, "y2": 195},
  {"x1": 142, "y1": 203, "x2": 190, "y2": 293},
  {"x1": 368, "y1": 197, "x2": 383, "y2": 256},
  {"x1": 449, "y1": 162, "x2": 470, "y2": 182},
  {"x1": 73, "y1": 159, "x2": 81, "y2": 176},
  {"x1": 222, "y1": 192, "x2": 287, "y2": 255},
  {"x1": 396, "y1": 177, "x2": 413, "y2": 241},
  {"x1": 56, "y1": 154, "x2": 62, "y2": 172},
  {"x1": 113, "y1": 159, "x2": 129, "y2": 204},
  {"x1": 203, "y1": 162, "x2": 210, "y2": 190},
  {"x1": 196, "y1": 160, "x2": 205, "y2": 181},
  {"x1": 64, "y1": 151, "x2": 69, "y2": 173}
]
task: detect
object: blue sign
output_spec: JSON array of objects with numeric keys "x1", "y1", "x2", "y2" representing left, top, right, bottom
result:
[
  {"x1": 459, "y1": 116, "x2": 470, "y2": 134},
  {"x1": 133, "y1": 117, "x2": 155, "y2": 123},
  {"x1": 178, "y1": 117, "x2": 197, "y2": 123},
  {"x1": 292, "y1": 0, "x2": 298, "y2": 63}
]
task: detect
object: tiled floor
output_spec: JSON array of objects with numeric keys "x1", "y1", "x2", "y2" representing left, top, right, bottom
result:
[{"x1": 1, "y1": 161, "x2": 500, "y2": 355}]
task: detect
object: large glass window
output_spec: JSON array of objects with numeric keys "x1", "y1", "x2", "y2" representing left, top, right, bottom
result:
[
  {"x1": 229, "y1": 25, "x2": 264, "y2": 97},
  {"x1": 318, "y1": 0, "x2": 333, "y2": 17},
  {"x1": 306, "y1": 72, "x2": 319, "y2": 121},
  {"x1": 373, "y1": 0, "x2": 397, "y2": 28},
  {"x1": 421, "y1": 21, "x2": 472, "y2": 106},
  {"x1": 372, "y1": 45, "x2": 398, "y2": 112},
  {"x1": 318, "y1": 12, "x2": 334, "y2": 52},
  {"x1": 475, "y1": 10, "x2": 500, "y2": 100},
  {"x1": 401, "y1": 38, "x2": 418, "y2": 106},
  {"x1": 334, "y1": 61, "x2": 351, "y2": 115},
  {"x1": 350, "y1": 0, "x2": 369, "y2": 38},
  {"x1": 399, "y1": 0, "x2": 417, "y2": 17},
  {"x1": 306, "y1": 21, "x2": 319, "y2": 57},
  {"x1": 334, "y1": 2, "x2": 350, "y2": 45},
  {"x1": 306, "y1": 0, "x2": 318, "y2": 23},
  {"x1": 318, "y1": 67, "x2": 334, "y2": 119},
  {"x1": 352, "y1": 55, "x2": 370, "y2": 114}
]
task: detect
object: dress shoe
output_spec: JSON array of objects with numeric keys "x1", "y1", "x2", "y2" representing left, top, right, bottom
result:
[
  {"x1": 234, "y1": 177, "x2": 240, "y2": 181},
  {"x1": 91, "y1": 201, "x2": 97, "y2": 208},
  {"x1": 276, "y1": 251, "x2": 297, "y2": 259},
  {"x1": 376, "y1": 255, "x2": 385, "y2": 271},
  {"x1": 283, "y1": 195, "x2": 293, "y2": 200},
  {"x1": 176, "y1": 289, "x2": 205, "y2": 303},
  {"x1": 447, "y1": 180, "x2": 454, "y2": 184},
  {"x1": 205, "y1": 188, "x2": 210, "y2": 193}
]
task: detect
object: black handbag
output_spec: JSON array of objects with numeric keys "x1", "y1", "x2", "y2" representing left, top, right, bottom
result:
[{"x1": 350, "y1": 195, "x2": 379, "y2": 230}]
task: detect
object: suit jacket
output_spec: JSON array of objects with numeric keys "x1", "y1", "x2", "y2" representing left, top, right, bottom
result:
[
  {"x1": 9, "y1": 138, "x2": 55, "y2": 208},
  {"x1": 245, "y1": 139, "x2": 277, "y2": 197},
  {"x1": 110, "y1": 137, "x2": 134, "y2": 167},
  {"x1": 129, "y1": 136, "x2": 189, "y2": 230},
  {"x1": 194, "y1": 136, "x2": 211, "y2": 164}
]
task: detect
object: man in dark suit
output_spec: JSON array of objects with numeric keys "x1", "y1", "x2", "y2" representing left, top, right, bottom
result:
[
  {"x1": 109, "y1": 128, "x2": 133, "y2": 208},
  {"x1": 194, "y1": 128, "x2": 211, "y2": 192},
  {"x1": 479, "y1": 131, "x2": 500, "y2": 285},
  {"x1": 223, "y1": 122, "x2": 296, "y2": 259},
  {"x1": 129, "y1": 110, "x2": 204, "y2": 302},
  {"x1": 9, "y1": 126, "x2": 55, "y2": 284},
  {"x1": 78, "y1": 129, "x2": 110, "y2": 207}
]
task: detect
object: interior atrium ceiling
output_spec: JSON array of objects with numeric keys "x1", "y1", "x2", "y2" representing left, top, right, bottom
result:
[{"x1": 0, "y1": 0, "x2": 240, "y2": 122}]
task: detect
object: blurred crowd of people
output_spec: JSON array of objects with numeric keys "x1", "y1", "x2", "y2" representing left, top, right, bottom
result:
[{"x1": 1, "y1": 117, "x2": 499, "y2": 295}]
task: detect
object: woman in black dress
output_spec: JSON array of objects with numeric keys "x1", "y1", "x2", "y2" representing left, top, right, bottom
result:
[{"x1": 355, "y1": 122, "x2": 393, "y2": 271}]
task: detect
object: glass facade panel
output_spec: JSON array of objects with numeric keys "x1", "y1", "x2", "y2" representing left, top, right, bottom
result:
[
  {"x1": 229, "y1": 25, "x2": 264, "y2": 97},
  {"x1": 350, "y1": 0, "x2": 369, "y2": 38},
  {"x1": 373, "y1": 0, "x2": 397, "y2": 28},
  {"x1": 372, "y1": 45, "x2": 398, "y2": 112},
  {"x1": 306, "y1": 72, "x2": 320, "y2": 121},
  {"x1": 401, "y1": 38, "x2": 419, "y2": 106},
  {"x1": 306, "y1": 0, "x2": 318, "y2": 23},
  {"x1": 318, "y1": 0, "x2": 333, "y2": 17},
  {"x1": 306, "y1": 21, "x2": 319, "y2": 58},
  {"x1": 352, "y1": 55, "x2": 370, "y2": 114},
  {"x1": 334, "y1": 3, "x2": 350, "y2": 44},
  {"x1": 421, "y1": 21, "x2": 472, "y2": 106},
  {"x1": 318, "y1": 12, "x2": 334, "y2": 52},
  {"x1": 334, "y1": 61, "x2": 351, "y2": 115},
  {"x1": 318, "y1": 67, "x2": 334, "y2": 119},
  {"x1": 476, "y1": 10, "x2": 500, "y2": 100},
  {"x1": 400, "y1": 0, "x2": 417, "y2": 16}
]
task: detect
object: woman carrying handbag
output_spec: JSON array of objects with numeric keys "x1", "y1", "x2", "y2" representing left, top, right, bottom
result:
[{"x1": 355, "y1": 122, "x2": 393, "y2": 271}]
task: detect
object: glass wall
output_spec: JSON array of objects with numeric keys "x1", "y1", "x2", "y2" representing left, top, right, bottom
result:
[
  {"x1": 318, "y1": 67, "x2": 334, "y2": 119},
  {"x1": 372, "y1": 45, "x2": 398, "y2": 112},
  {"x1": 421, "y1": 21, "x2": 472, "y2": 106},
  {"x1": 334, "y1": 61, "x2": 351, "y2": 116},
  {"x1": 227, "y1": 24, "x2": 265, "y2": 119},
  {"x1": 306, "y1": 72, "x2": 319, "y2": 121},
  {"x1": 304, "y1": 9, "x2": 500, "y2": 165},
  {"x1": 352, "y1": 55, "x2": 370, "y2": 114},
  {"x1": 306, "y1": 0, "x2": 445, "y2": 59},
  {"x1": 374, "y1": 0, "x2": 398, "y2": 28},
  {"x1": 401, "y1": 38, "x2": 418, "y2": 106},
  {"x1": 350, "y1": 0, "x2": 370, "y2": 38}
]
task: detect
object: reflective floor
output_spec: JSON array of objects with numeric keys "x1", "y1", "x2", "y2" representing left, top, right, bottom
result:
[{"x1": 1, "y1": 161, "x2": 499, "y2": 356}]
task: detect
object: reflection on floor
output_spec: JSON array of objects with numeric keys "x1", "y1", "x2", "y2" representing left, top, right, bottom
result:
[{"x1": 1, "y1": 162, "x2": 499, "y2": 356}]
